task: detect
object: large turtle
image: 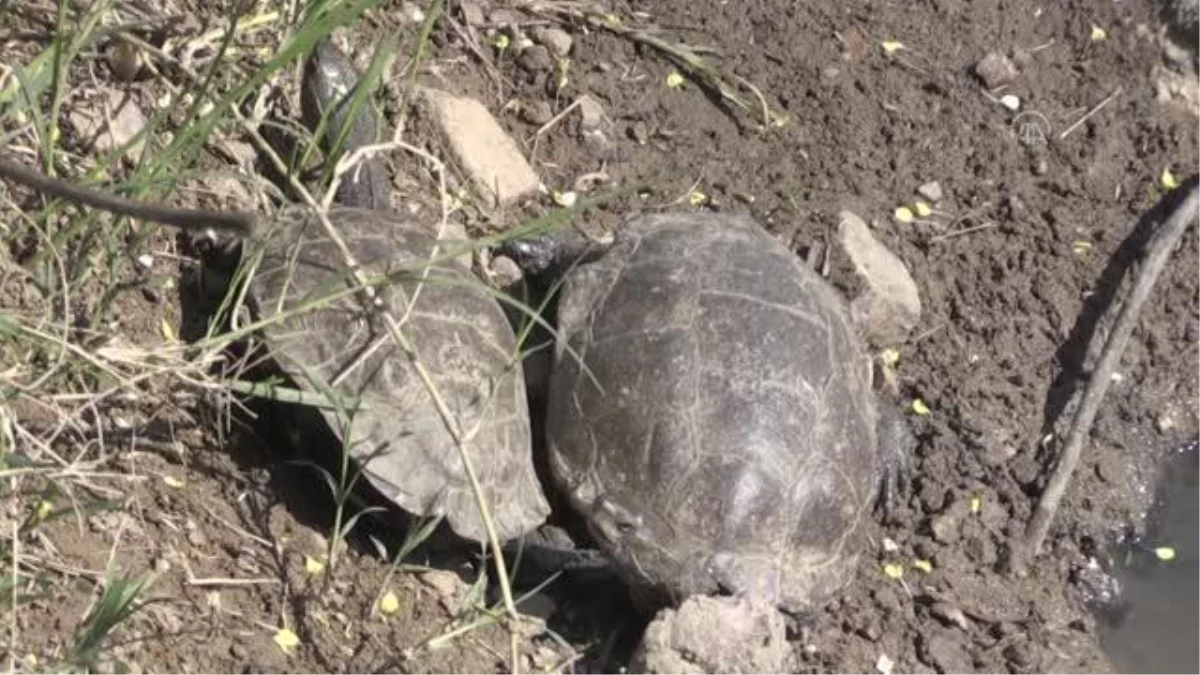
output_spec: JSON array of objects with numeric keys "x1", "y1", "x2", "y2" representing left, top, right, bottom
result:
[
  {"x1": 502, "y1": 211, "x2": 906, "y2": 615},
  {"x1": 230, "y1": 40, "x2": 550, "y2": 543},
  {"x1": 0, "y1": 40, "x2": 550, "y2": 544}
]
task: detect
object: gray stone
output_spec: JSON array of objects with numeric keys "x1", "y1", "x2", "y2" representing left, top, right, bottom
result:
[
  {"x1": 532, "y1": 26, "x2": 573, "y2": 58},
  {"x1": 974, "y1": 52, "x2": 1019, "y2": 88},
  {"x1": 419, "y1": 87, "x2": 541, "y2": 209},
  {"x1": 920, "y1": 629, "x2": 974, "y2": 674},
  {"x1": 930, "y1": 512, "x2": 960, "y2": 544},
  {"x1": 916, "y1": 181, "x2": 944, "y2": 202},
  {"x1": 577, "y1": 94, "x2": 605, "y2": 131},
  {"x1": 633, "y1": 595, "x2": 788, "y2": 674},
  {"x1": 70, "y1": 88, "x2": 148, "y2": 159},
  {"x1": 837, "y1": 211, "x2": 922, "y2": 347},
  {"x1": 518, "y1": 44, "x2": 553, "y2": 72}
]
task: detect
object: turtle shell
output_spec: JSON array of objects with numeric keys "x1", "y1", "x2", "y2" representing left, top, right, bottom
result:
[
  {"x1": 544, "y1": 212, "x2": 879, "y2": 614},
  {"x1": 240, "y1": 206, "x2": 550, "y2": 542}
]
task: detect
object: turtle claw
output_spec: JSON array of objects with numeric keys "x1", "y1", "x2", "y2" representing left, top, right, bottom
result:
[{"x1": 874, "y1": 400, "x2": 914, "y2": 517}]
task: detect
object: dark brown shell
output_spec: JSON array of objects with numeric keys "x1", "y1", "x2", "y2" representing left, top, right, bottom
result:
[
  {"x1": 244, "y1": 205, "x2": 549, "y2": 542},
  {"x1": 545, "y1": 212, "x2": 879, "y2": 613}
]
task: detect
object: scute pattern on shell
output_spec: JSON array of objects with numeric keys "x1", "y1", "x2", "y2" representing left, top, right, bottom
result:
[
  {"x1": 545, "y1": 212, "x2": 879, "y2": 614},
  {"x1": 244, "y1": 205, "x2": 550, "y2": 542}
]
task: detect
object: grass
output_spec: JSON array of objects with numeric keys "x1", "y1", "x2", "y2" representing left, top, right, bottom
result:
[{"x1": 0, "y1": 0, "x2": 617, "y2": 671}]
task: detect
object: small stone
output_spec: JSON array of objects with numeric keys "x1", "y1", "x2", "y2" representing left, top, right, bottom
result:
[
  {"x1": 419, "y1": 570, "x2": 467, "y2": 611},
  {"x1": 916, "y1": 181, "x2": 943, "y2": 202},
  {"x1": 399, "y1": 1, "x2": 425, "y2": 23},
  {"x1": 520, "y1": 99, "x2": 553, "y2": 126},
  {"x1": 186, "y1": 528, "x2": 207, "y2": 547},
  {"x1": 459, "y1": 0, "x2": 484, "y2": 26},
  {"x1": 1003, "y1": 641, "x2": 1034, "y2": 670},
  {"x1": 578, "y1": 94, "x2": 605, "y2": 131},
  {"x1": 929, "y1": 512, "x2": 959, "y2": 544},
  {"x1": 974, "y1": 52, "x2": 1019, "y2": 88},
  {"x1": 633, "y1": 595, "x2": 787, "y2": 674},
  {"x1": 532, "y1": 26, "x2": 573, "y2": 57},
  {"x1": 70, "y1": 88, "x2": 148, "y2": 159},
  {"x1": 837, "y1": 211, "x2": 922, "y2": 347},
  {"x1": 419, "y1": 87, "x2": 541, "y2": 209},
  {"x1": 919, "y1": 629, "x2": 974, "y2": 674},
  {"x1": 518, "y1": 44, "x2": 553, "y2": 72},
  {"x1": 628, "y1": 120, "x2": 650, "y2": 144},
  {"x1": 931, "y1": 602, "x2": 970, "y2": 630},
  {"x1": 488, "y1": 255, "x2": 523, "y2": 288},
  {"x1": 107, "y1": 40, "x2": 141, "y2": 81}
]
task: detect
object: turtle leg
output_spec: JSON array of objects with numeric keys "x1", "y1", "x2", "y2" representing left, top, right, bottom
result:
[{"x1": 874, "y1": 397, "x2": 914, "y2": 515}]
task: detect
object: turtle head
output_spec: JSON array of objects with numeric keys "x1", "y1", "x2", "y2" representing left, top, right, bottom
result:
[
  {"x1": 493, "y1": 230, "x2": 610, "y2": 281},
  {"x1": 585, "y1": 493, "x2": 690, "y2": 607}
]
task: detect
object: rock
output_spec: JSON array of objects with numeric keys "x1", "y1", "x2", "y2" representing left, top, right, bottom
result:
[
  {"x1": 931, "y1": 602, "x2": 970, "y2": 631},
  {"x1": 518, "y1": 44, "x2": 553, "y2": 72},
  {"x1": 919, "y1": 628, "x2": 974, "y2": 674},
  {"x1": 532, "y1": 26, "x2": 573, "y2": 57},
  {"x1": 1003, "y1": 640, "x2": 1034, "y2": 670},
  {"x1": 516, "y1": 591, "x2": 558, "y2": 621},
  {"x1": 420, "y1": 570, "x2": 468, "y2": 612},
  {"x1": 520, "y1": 99, "x2": 553, "y2": 126},
  {"x1": 837, "y1": 211, "x2": 922, "y2": 347},
  {"x1": 974, "y1": 52, "x2": 1019, "y2": 88},
  {"x1": 916, "y1": 181, "x2": 943, "y2": 202},
  {"x1": 107, "y1": 40, "x2": 141, "y2": 81},
  {"x1": 488, "y1": 255, "x2": 523, "y2": 288},
  {"x1": 929, "y1": 512, "x2": 960, "y2": 544},
  {"x1": 70, "y1": 88, "x2": 148, "y2": 159},
  {"x1": 577, "y1": 93, "x2": 606, "y2": 131},
  {"x1": 419, "y1": 87, "x2": 541, "y2": 209},
  {"x1": 458, "y1": 0, "x2": 484, "y2": 26},
  {"x1": 632, "y1": 595, "x2": 787, "y2": 674}
]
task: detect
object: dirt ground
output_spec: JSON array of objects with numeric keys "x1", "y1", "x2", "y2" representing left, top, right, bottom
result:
[{"x1": 1, "y1": 0, "x2": 1197, "y2": 673}]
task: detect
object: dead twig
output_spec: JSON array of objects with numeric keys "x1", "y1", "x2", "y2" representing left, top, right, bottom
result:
[
  {"x1": 1020, "y1": 182, "x2": 1198, "y2": 565},
  {"x1": 1058, "y1": 87, "x2": 1123, "y2": 140}
]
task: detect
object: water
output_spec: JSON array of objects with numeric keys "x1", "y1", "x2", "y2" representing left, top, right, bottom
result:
[{"x1": 1098, "y1": 440, "x2": 1199, "y2": 674}]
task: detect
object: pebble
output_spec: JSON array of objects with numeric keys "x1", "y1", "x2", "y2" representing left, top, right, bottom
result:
[
  {"x1": 929, "y1": 512, "x2": 960, "y2": 544},
  {"x1": 917, "y1": 181, "x2": 944, "y2": 202},
  {"x1": 488, "y1": 255, "x2": 523, "y2": 288},
  {"x1": 69, "y1": 88, "x2": 148, "y2": 159},
  {"x1": 628, "y1": 120, "x2": 650, "y2": 144},
  {"x1": 520, "y1": 99, "x2": 554, "y2": 126},
  {"x1": 931, "y1": 602, "x2": 970, "y2": 631},
  {"x1": 578, "y1": 93, "x2": 606, "y2": 131},
  {"x1": 974, "y1": 52, "x2": 1019, "y2": 88},
  {"x1": 532, "y1": 26, "x2": 573, "y2": 57},
  {"x1": 837, "y1": 211, "x2": 923, "y2": 348},
  {"x1": 919, "y1": 629, "x2": 974, "y2": 674},
  {"x1": 518, "y1": 44, "x2": 553, "y2": 72}
]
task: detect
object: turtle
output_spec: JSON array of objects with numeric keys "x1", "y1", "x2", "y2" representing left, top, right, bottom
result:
[
  {"x1": 499, "y1": 211, "x2": 909, "y2": 615},
  {"x1": 0, "y1": 39, "x2": 551, "y2": 544}
]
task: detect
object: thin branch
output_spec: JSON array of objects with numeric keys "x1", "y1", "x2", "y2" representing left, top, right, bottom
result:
[{"x1": 1021, "y1": 183, "x2": 1198, "y2": 564}]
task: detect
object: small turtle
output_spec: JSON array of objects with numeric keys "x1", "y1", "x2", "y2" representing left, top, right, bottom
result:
[
  {"x1": 0, "y1": 40, "x2": 551, "y2": 544},
  {"x1": 501, "y1": 212, "x2": 908, "y2": 614}
]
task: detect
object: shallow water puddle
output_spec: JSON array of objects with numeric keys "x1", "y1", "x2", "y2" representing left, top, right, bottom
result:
[{"x1": 1098, "y1": 440, "x2": 1199, "y2": 674}]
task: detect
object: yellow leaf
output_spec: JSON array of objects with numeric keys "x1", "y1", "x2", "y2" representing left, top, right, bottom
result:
[
  {"x1": 914, "y1": 201, "x2": 932, "y2": 218},
  {"x1": 379, "y1": 590, "x2": 401, "y2": 615},
  {"x1": 970, "y1": 495, "x2": 983, "y2": 514},
  {"x1": 894, "y1": 206, "x2": 914, "y2": 223},
  {"x1": 36, "y1": 500, "x2": 53, "y2": 520},
  {"x1": 163, "y1": 475, "x2": 184, "y2": 489},
  {"x1": 273, "y1": 628, "x2": 300, "y2": 654},
  {"x1": 491, "y1": 34, "x2": 510, "y2": 51},
  {"x1": 665, "y1": 71, "x2": 685, "y2": 89},
  {"x1": 1161, "y1": 166, "x2": 1179, "y2": 191},
  {"x1": 688, "y1": 190, "x2": 709, "y2": 207},
  {"x1": 882, "y1": 563, "x2": 904, "y2": 579},
  {"x1": 1072, "y1": 240, "x2": 1092, "y2": 255},
  {"x1": 160, "y1": 318, "x2": 176, "y2": 343},
  {"x1": 910, "y1": 398, "x2": 930, "y2": 416},
  {"x1": 881, "y1": 348, "x2": 901, "y2": 367},
  {"x1": 881, "y1": 40, "x2": 904, "y2": 55},
  {"x1": 1090, "y1": 26, "x2": 1108, "y2": 42},
  {"x1": 913, "y1": 559, "x2": 934, "y2": 573},
  {"x1": 304, "y1": 555, "x2": 325, "y2": 575},
  {"x1": 1154, "y1": 546, "x2": 1176, "y2": 561}
]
